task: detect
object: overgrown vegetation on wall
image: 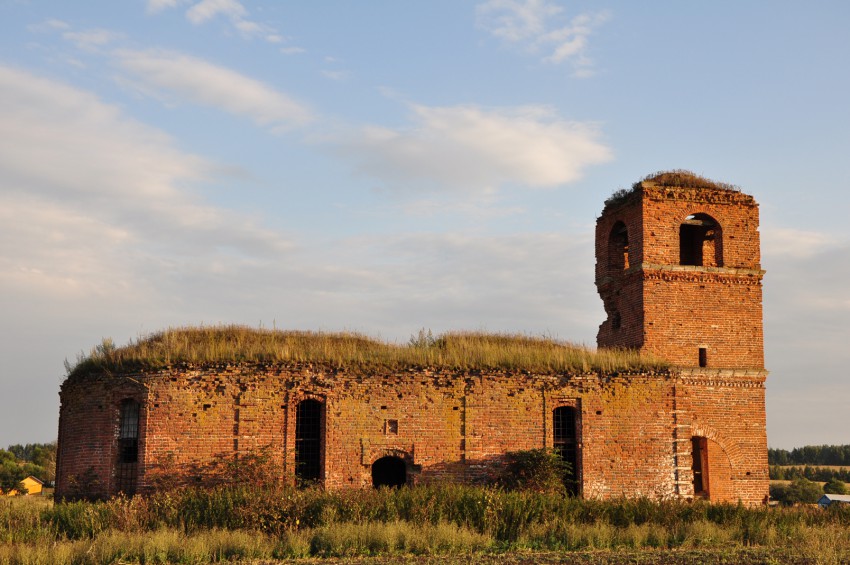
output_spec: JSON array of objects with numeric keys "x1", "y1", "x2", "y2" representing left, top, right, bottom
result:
[
  {"x1": 63, "y1": 326, "x2": 667, "y2": 381},
  {"x1": 3, "y1": 484, "x2": 850, "y2": 563},
  {"x1": 604, "y1": 169, "x2": 740, "y2": 210}
]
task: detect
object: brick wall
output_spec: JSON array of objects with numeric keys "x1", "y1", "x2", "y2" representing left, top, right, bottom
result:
[{"x1": 56, "y1": 365, "x2": 768, "y2": 505}]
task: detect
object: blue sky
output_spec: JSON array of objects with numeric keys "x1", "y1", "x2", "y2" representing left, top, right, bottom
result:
[{"x1": 1, "y1": 0, "x2": 848, "y2": 450}]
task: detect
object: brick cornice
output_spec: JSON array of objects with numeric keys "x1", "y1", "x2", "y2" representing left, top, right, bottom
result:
[
  {"x1": 674, "y1": 368, "x2": 767, "y2": 388},
  {"x1": 641, "y1": 184, "x2": 758, "y2": 207},
  {"x1": 640, "y1": 264, "x2": 764, "y2": 285}
]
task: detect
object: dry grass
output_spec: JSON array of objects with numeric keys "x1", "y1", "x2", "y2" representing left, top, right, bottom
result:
[
  {"x1": 64, "y1": 326, "x2": 667, "y2": 382},
  {"x1": 637, "y1": 170, "x2": 739, "y2": 192},
  {"x1": 4, "y1": 488, "x2": 850, "y2": 564},
  {"x1": 605, "y1": 170, "x2": 740, "y2": 210}
]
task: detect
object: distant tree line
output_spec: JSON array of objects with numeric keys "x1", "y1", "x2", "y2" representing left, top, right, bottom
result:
[
  {"x1": 768, "y1": 444, "x2": 850, "y2": 466},
  {"x1": 771, "y1": 465, "x2": 850, "y2": 482},
  {"x1": 0, "y1": 442, "x2": 56, "y2": 493}
]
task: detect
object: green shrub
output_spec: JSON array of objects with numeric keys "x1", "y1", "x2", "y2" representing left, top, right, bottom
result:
[
  {"x1": 499, "y1": 448, "x2": 570, "y2": 494},
  {"x1": 824, "y1": 479, "x2": 848, "y2": 495}
]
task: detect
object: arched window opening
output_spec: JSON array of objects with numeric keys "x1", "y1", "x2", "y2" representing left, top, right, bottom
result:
[
  {"x1": 372, "y1": 456, "x2": 407, "y2": 488},
  {"x1": 553, "y1": 406, "x2": 579, "y2": 495},
  {"x1": 295, "y1": 399, "x2": 323, "y2": 485},
  {"x1": 608, "y1": 222, "x2": 630, "y2": 273},
  {"x1": 680, "y1": 214, "x2": 722, "y2": 267},
  {"x1": 691, "y1": 436, "x2": 709, "y2": 497},
  {"x1": 116, "y1": 399, "x2": 140, "y2": 495}
]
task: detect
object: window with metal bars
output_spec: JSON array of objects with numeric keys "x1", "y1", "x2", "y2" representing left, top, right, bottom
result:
[
  {"x1": 295, "y1": 399, "x2": 323, "y2": 484},
  {"x1": 116, "y1": 399, "x2": 139, "y2": 495},
  {"x1": 553, "y1": 406, "x2": 579, "y2": 495}
]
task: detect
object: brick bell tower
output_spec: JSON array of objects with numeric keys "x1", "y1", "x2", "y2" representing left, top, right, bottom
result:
[{"x1": 595, "y1": 171, "x2": 765, "y2": 369}]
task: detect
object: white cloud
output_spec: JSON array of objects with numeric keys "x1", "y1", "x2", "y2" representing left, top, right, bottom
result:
[
  {"x1": 476, "y1": 0, "x2": 562, "y2": 42},
  {"x1": 147, "y1": 0, "x2": 185, "y2": 13},
  {"x1": 330, "y1": 103, "x2": 611, "y2": 194},
  {"x1": 27, "y1": 19, "x2": 70, "y2": 33},
  {"x1": 115, "y1": 49, "x2": 313, "y2": 131},
  {"x1": 186, "y1": 0, "x2": 246, "y2": 24},
  {"x1": 180, "y1": 0, "x2": 279, "y2": 42},
  {"x1": 0, "y1": 64, "x2": 292, "y2": 295},
  {"x1": 146, "y1": 0, "x2": 280, "y2": 42},
  {"x1": 761, "y1": 227, "x2": 835, "y2": 259},
  {"x1": 62, "y1": 29, "x2": 124, "y2": 51},
  {"x1": 476, "y1": 0, "x2": 609, "y2": 75},
  {"x1": 321, "y1": 70, "x2": 350, "y2": 81},
  {"x1": 281, "y1": 46, "x2": 306, "y2": 55}
]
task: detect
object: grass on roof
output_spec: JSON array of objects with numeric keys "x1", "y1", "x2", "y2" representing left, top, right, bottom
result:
[
  {"x1": 64, "y1": 325, "x2": 667, "y2": 380},
  {"x1": 604, "y1": 169, "x2": 740, "y2": 209},
  {"x1": 636, "y1": 169, "x2": 740, "y2": 192}
]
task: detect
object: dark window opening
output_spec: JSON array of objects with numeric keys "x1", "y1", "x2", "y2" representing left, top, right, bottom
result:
[
  {"x1": 699, "y1": 347, "x2": 708, "y2": 368},
  {"x1": 553, "y1": 406, "x2": 579, "y2": 495},
  {"x1": 611, "y1": 310, "x2": 621, "y2": 330},
  {"x1": 608, "y1": 222, "x2": 630, "y2": 273},
  {"x1": 116, "y1": 399, "x2": 140, "y2": 495},
  {"x1": 680, "y1": 214, "x2": 722, "y2": 267},
  {"x1": 295, "y1": 399, "x2": 323, "y2": 484},
  {"x1": 691, "y1": 436, "x2": 709, "y2": 497},
  {"x1": 385, "y1": 419, "x2": 398, "y2": 435},
  {"x1": 372, "y1": 456, "x2": 407, "y2": 488}
]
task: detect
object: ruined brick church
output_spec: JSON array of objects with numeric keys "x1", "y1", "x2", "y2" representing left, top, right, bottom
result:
[{"x1": 56, "y1": 172, "x2": 769, "y2": 504}]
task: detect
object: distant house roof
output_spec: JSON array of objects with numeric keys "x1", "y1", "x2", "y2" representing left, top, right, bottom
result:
[
  {"x1": 818, "y1": 494, "x2": 850, "y2": 507},
  {"x1": 3, "y1": 476, "x2": 45, "y2": 496}
]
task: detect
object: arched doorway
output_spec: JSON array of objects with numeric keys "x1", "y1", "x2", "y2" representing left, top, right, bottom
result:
[{"x1": 372, "y1": 456, "x2": 407, "y2": 488}]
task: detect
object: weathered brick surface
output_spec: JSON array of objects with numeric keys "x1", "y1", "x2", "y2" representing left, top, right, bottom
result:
[
  {"x1": 56, "y1": 365, "x2": 768, "y2": 504},
  {"x1": 56, "y1": 176, "x2": 769, "y2": 506},
  {"x1": 593, "y1": 179, "x2": 768, "y2": 504}
]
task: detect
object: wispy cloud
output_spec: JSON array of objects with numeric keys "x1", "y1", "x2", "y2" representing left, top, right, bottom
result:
[
  {"x1": 329, "y1": 103, "x2": 611, "y2": 194},
  {"x1": 185, "y1": 0, "x2": 246, "y2": 24},
  {"x1": 62, "y1": 28, "x2": 124, "y2": 51},
  {"x1": 115, "y1": 49, "x2": 313, "y2": 132},
  {"x1": 148, "y1": 0, "x2": 283, "y2": 43},
  {"x1": 0, "y1": 64, "x2": 292, "y2": 300},
  {"x1": 761, "y1": 227, "x2": 836, "y2": 259},
  {"x1": 476, "y1": 0, "x2": 609, "y2": 76},
  {"x1": 321, "y1": 69, "x2": 350, "y2": 81},
  {"x1": 146, "y1": 0, "x2": 183, "y2": 13},
  {"x1": 27, "y1": 19, "x2": 70, "y2": 33}
]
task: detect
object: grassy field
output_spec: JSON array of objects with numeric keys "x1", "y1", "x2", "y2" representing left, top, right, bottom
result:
[{"x1": 3, "y1": 485, "x2": 850, "y2": 564}]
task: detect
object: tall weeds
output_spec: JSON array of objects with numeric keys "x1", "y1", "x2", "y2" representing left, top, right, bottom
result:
[{"x1": 3, "y1": 485, "x2": 850, "y2": 563}]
